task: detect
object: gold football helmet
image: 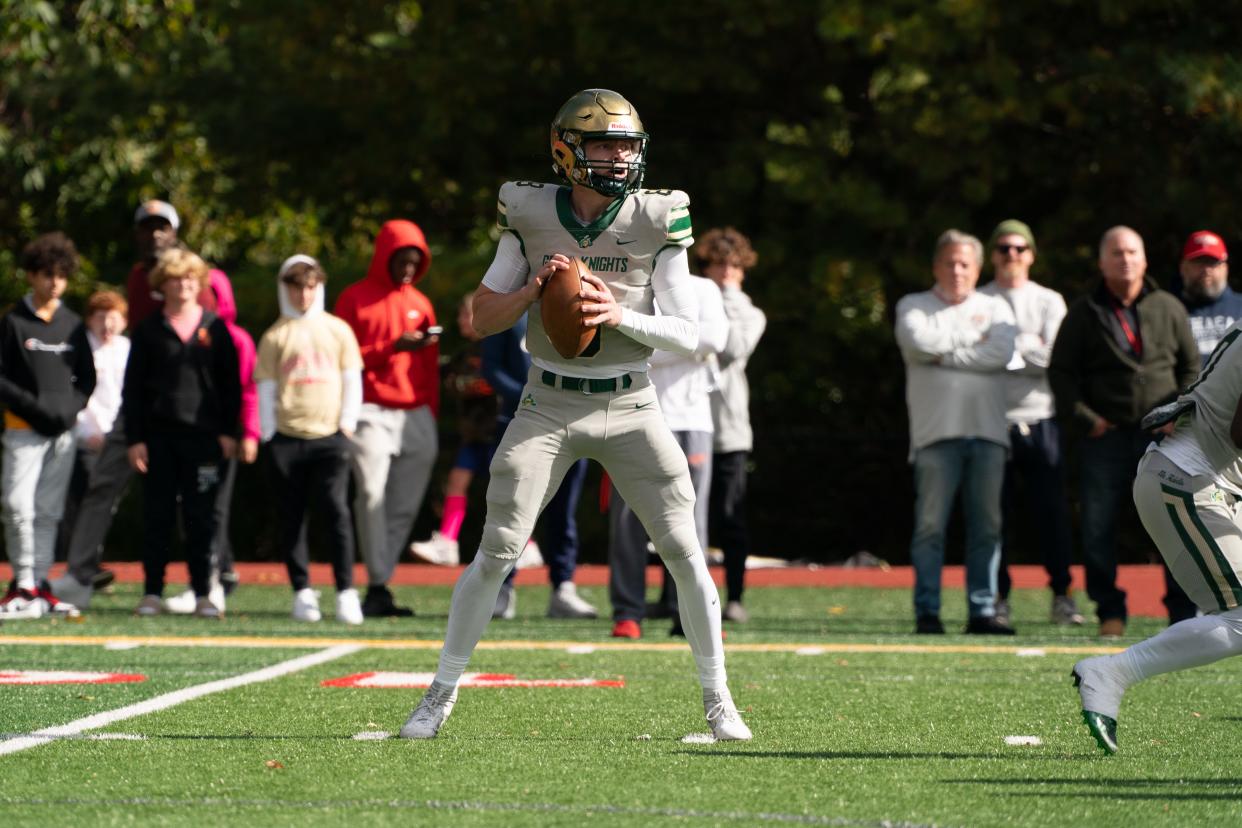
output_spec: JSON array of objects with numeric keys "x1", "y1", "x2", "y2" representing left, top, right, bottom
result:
[{"x1": 550, "y1": 89, "x2": 648, "y2": 197}]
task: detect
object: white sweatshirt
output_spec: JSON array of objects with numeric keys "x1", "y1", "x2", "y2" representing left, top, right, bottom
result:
[
  {"x1": 895, "y1": 288, "x2": 1016, "y2": 459},
  {"x1": 979, "y1": 279, "x2": 1067, "y2": 425}
]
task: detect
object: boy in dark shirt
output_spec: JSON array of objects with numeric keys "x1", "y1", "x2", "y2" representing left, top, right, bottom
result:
[
  {"x1": 122, "y1": 248, "x2": 240, "y2": 618},
  {"x1": 0, "y1": 232, "x2": 96, "y2": 619}
]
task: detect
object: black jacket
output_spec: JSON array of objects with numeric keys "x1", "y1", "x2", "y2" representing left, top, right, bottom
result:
[
  {"x1": 1049, "y1": 277, "x2": 1199, "y2": 435},
  {"x1": 122, "y1": 309, "x2": 241, "y2": 445},
  {"x1": 0, "y1": 298, "x2": 95, "y2": 436}
]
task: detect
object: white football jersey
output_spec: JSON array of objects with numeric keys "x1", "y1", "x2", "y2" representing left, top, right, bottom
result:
[
  {"x1": 497, "y1": 181, "x2": 693, "y2": 370},
  {"x1": 1156, "y1": 319, "x2": 1242, "y2": 493}
]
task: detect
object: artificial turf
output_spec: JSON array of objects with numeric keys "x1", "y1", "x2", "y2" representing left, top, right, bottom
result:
[{"x1": 2, "y1": 582, "x2": 1240, "y2": 826}]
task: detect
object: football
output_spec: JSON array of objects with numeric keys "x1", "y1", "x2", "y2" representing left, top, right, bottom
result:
[{"x1": 540, "y1": 257, "x2": 598, "y2": 359}]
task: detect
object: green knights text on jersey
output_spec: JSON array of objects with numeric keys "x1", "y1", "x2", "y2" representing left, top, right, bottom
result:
[{"x1": 496, "y1": 181, "x2": 694, "y2": 368}]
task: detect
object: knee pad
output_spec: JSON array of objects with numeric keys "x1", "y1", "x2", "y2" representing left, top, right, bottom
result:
[
  {"x1": 480, "y1": 520, "x2": 529, "y2": 561},
  {"x1": 652, "y1": 520, "x2": 701, "y2": 562}
]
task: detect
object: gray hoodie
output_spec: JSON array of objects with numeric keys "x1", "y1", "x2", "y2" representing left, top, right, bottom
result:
[{"x1": 710, "y1": 284, "x2": 766, "y2": 452}]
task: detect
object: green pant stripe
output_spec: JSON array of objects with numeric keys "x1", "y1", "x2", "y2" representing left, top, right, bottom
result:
[{"x1": 1160, "y1": 484, "x2": 1242, "y2": 610}]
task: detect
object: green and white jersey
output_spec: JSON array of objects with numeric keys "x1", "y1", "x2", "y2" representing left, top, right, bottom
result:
[
  {"x1": 1155, "y1": 319, "x2": 1242, "y2": 494},
  {"x1": 496, "y1": 181, "x2": 693, "y2": 373}
]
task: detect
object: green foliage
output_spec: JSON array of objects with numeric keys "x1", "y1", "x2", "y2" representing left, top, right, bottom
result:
[{"x1": 3, "y1": 1, "x2": 1241, "y2": 560}]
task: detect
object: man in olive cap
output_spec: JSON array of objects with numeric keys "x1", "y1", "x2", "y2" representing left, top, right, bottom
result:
[{"x1": 980, "y1": 220, "x2": 1084, "y2": 628}]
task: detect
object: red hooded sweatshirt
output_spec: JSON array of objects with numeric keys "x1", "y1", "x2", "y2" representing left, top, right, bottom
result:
[{"x1": 334, "y1": 220, "x2": 439, "y2": 413}]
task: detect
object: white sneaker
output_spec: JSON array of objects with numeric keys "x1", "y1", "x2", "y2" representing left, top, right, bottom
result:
[
  {"x1": 336, "y1": 588, "x2": 364, "y2": 625},
  {"x1": 704, "y1": 688, "x2": 753, "y2": 741},
  {"x1": 48, "y1": 575, "x2": 93, "y2": 610},
  {"x1": 546, "y1": 581, "x2": 598, "y2": 618},
  {"x1": 163, "y1": 589, "x2": 196, "y2": 615},
  {"x1": 399, "y1": 682, "x2": 458, "y2": 739},
  {"x1": 208, "y1": 576, "x2": 226, "y2": 614},
  {"x1": 493, "y1": 582, "x2": 516, "y2": 620},
  {"x1": 292, "y1": 588, "x2": 322, "y2": 622},
  {"x1": 0, "y1": 586, "x2": 45, "y2": 620},
  {"x1": 409, "y1": 531, "x2": 460, "y2": 566},
  {"x1": 515, "y1": 539, "x2": 543, "y2": 570},
  {"x1": 1072, "y1": 655, "x2": 1127, "y2": 720}
]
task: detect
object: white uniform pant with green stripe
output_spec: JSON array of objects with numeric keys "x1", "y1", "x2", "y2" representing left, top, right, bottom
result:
[{"x1": 1133, "y1": 451, "x2": 1242, "y2": 613}]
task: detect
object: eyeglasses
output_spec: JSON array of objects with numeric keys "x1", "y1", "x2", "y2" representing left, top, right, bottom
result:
[{"x1": 995, "y1": 244, "x2": 1029, "y2": 255}]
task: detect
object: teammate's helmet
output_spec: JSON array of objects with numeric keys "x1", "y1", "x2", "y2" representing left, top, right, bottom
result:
[{"x1": 550, "y1": 89, "x2": 648, "y2": 197}]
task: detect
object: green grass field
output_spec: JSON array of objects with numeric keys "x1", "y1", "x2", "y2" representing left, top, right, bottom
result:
[{"x1": 3, "y1": 582, "x2": 1241, "y2": 826}]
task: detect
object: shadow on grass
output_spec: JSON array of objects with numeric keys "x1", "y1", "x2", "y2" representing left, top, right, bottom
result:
[{"x1": 942, "y1": 777, "x2": 1242, "y2": 802}]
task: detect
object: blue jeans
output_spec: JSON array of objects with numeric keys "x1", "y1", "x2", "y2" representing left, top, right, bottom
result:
[{"x1": 910, "y1": 438, "x2": 1006, "y2": 619}]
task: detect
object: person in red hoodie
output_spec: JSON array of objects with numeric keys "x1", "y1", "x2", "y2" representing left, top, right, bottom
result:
[{"x1": 334, "y1": 220, "x2": 440, "y2": 617}]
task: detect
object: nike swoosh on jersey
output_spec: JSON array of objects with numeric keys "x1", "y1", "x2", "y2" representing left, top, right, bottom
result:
[
  {"x1": 617, "y1": 239, "x2": 638, "y2": 245},
  {"x1": 635, "y1": 402, "x2": 654, "y2": 409}
]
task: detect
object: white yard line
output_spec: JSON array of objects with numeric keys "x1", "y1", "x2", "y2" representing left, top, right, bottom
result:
[{"x1": 0, "y1": 644, "x2": 362, "y2": 758}]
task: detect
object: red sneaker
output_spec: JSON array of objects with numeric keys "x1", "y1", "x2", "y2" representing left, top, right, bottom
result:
[
  {"x1": 611, "y1": 619, "x2": 641, "y2": 639},
  {"x1": 37, "y1": 583, "x2": 80, "y2": 617}
]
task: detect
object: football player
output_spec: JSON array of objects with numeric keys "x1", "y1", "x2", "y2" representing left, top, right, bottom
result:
[
  {"x1": 400, "y1": 89, "x2": 751, "y2": 741},
  {"x1": 1074, "y1": 320, "x2": 1242, "y2": 754}
]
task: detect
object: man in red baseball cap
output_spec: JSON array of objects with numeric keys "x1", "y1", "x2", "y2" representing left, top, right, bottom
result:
[{"x1": 1178, "y1": 230, "x2": 1241, "y2": 364}]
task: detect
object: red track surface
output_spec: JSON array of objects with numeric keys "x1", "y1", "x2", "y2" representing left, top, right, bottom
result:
[{"x1": 43, "y1": 562, "x2": 1173, "y2": 618}]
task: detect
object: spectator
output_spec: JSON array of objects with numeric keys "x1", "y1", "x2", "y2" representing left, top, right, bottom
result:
[
  {"x1": 1177, "y1": 230, "x2": 1242, "y2": 362},
  {"x1": 895, "y1": 229, "x2": 1017, "y2": 635},
  {"x1": 1049, "y1": 226, "x2": 1200, "y2": 638},
  {"x1": 335, "y1": 219, "x2": 440, "y2": 617},
  {"x1": 608, "y1": 268, "x2": 729, "y2": 638},
  {"x1": 0, "y1": 232, "x2": 96, "y2": 619},
  {"x1": 50, "y1": 290, "x2": 129, "y2": 606},
  {"x1": 256, "y1": 255, "x2": 364, "y2": 624},
  {"x1": 978, "y1": 220, "x2": 1084, "y2": 627},
  {"x1": 123, "y1": 248, "x2": 240, "y2": 619},
  {"x1": 698, "y1": 227, "x2": 766, "y2": 624},
  {"x1": 409, "y1": 296, "x2": 501, "y2": 569},
  {"x1": 125, "y1": 200, "x2": 215, "y2": 325},
  {"x1": 163, "y1": 270, "x2": 259, "y2": 613}
]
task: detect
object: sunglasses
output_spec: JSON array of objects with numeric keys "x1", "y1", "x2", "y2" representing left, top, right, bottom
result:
[{"x1": 995, "y1": 244, "x2": 1029, "y2": 254}]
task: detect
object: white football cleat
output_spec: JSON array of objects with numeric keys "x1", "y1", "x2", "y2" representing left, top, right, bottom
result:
[
  {"x1": 399, "y1": 683, "x2": 458, "y2": 739},
  {"x1": 703, "y1": 688, "x2": 752, "y2": 741},
  {"x1": 336, "y1": 588, "x2": 364, "y2": 625},
  {"x1": 546, "y1": 581, "x2": 598, "y2": 618},
  {"x1": 409, "y1": 531, "x2": 460, "y2": 566},
  {"x1": 292, "y1": 588, "x2": 322, "y2": 622}
]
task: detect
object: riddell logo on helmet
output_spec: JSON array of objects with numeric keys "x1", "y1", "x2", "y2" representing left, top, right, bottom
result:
[{"x1": 608, "y1": 122, "x2": 630, "y2": 131}]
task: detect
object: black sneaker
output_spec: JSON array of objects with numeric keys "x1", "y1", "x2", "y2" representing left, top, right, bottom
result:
[
  {"x1": 91, "y1": 568, "x2": 116, "y2": 590},
  {"x1": 915, "y1": 615, "x2": 945, "y2": 634},
  {"x1": 966, "y1": 616, "x2": 1016, "y2": 635},
  {"x1": 669, "y1": 620, "x2": 685, "y2": 637},
  {"x1": 362, "y1": 585, "x2": 414, "y2": 618}
]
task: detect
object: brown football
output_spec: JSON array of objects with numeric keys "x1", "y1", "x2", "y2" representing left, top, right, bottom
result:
[{"x1": 540, "y1": 257, "x2": 598, "y2": 358}]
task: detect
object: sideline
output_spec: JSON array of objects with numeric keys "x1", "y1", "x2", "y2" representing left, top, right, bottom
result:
[
  {"x1": 0, "y1": 643, "x2": 362, "y2": 757},
  {"x1": 0, "y1": 633, "x2": 1122, "y2": 656}
]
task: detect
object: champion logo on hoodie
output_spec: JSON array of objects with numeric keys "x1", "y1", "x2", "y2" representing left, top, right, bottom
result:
[{"x1": 24, "y1": 338, "x2": 74, "y2": 354}]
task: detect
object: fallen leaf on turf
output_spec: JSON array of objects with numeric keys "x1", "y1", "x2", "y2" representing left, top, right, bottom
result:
[
  {"x1": 77, "y1": 694, "x2": 94, "y2": 701},
  {"x1": 1192, "y1": 712, "x2": 1201, "y2": 718},
  {"x1": 265, "y1": 760, "x2": 284, "y2": 769},
  {"x1": 828, "y1": 606, "x2": 846, "y2": 615}
]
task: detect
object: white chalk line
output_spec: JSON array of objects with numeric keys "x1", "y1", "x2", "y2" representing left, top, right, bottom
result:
[{"x1": 0, "y1": 644, "x2": 362, "y2": 757}]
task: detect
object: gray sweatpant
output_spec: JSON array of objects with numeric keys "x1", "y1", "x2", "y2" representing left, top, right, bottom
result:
[
  {"x1": 349, "y1": 403, "x2": 437, "y2": 586},
  {"x1": 2, "y1": 429, "x2": 76, "y2": 587}
]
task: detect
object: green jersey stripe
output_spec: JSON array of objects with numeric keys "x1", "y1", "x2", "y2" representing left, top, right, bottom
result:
[{"x1": 1161, "y1": 485, "x2": 1242, "y2": 610}]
